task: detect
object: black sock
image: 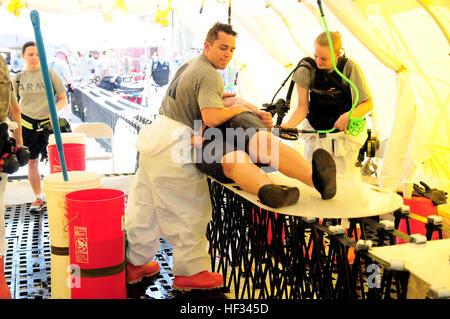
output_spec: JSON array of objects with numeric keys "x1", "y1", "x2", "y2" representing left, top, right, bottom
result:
[
  {"x1": 312, "y1": 149, "x2": 337, "y2": 200},
  {"x1": 258, "y1": 184, "x2": 300, "y2": 208}
]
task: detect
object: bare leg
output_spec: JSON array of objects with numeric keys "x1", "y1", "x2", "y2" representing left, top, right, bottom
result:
[
  {"x1": 221, "y1": 150, "x2": 300, "y2": 207},
  {"x1": 27, "y1": 159, "x2": 42, "y2": 197},
  {"x1": 221, "y1": 150, "x2": 273, "y2": 194},
  {"x1": 248, "y1": 130, "x2": 314, "y2": 188},
  {"x1": 222, "y1": 151, "x2": 300, "y2": 208}
]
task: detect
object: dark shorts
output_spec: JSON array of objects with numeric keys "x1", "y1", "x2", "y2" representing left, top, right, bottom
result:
[
  {"x1": 22, "y1": 124, "x2": 51, "y2": 160},
  {"x1": 195, "y1": 112, "x2": 268, "y2": 183}
]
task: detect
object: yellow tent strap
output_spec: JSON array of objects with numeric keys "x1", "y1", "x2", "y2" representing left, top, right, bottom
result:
[
  {"x1": 155, "y1": 0, "x2": 172, "y2": 26},
  {"x1": 116, "y1": 0, "x2": 128, "y2": 14},
  {"x1": 103, "y1": 0, "x2": 128, "y2": 21},
  {"x1": 265, "y1": 0, "x2": 310, "y2": 59}
]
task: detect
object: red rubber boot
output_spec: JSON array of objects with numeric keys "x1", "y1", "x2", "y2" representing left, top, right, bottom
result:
[
  {"x1": 0, "y1": 256, "x2": 12, "y2": 299},
  {"x1": 173, "y1": 271, "x2": 223, "y2": 291}
]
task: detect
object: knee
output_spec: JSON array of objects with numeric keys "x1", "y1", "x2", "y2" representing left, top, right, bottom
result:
[
  {"x1": 28, "y1": 159, "x2": 39, "y2": 170},
  {"x1": 221, "y1": 150, "x2": 248, "y2": 176},
  {"x1": 249, "y1": 130, "x2": 272, "y2": 146},
  {"x1": 249, "y1": 130, "x2": 275, "y2": 157}
]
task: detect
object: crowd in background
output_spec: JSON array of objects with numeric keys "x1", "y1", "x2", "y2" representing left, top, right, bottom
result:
[
  {"x1": 4, "y1": 47, "x2": 198, "y2": 85},
  {"x1": 1, "y1": 45, "x2": 236, "y2": 107}
]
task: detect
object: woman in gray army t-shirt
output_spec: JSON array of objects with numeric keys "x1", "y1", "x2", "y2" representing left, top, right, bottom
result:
[{"x1": 12, "y1": 41, "x2": 67, "y2": 212}]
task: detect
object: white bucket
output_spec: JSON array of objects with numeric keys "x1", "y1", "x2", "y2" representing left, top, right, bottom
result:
[{"x1": 43, "y1": 171, "x2": 102, "y2": 299}]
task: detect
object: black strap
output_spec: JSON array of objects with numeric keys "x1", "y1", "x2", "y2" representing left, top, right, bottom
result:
[
  {"x1": 21, "y1": 113, "x2": 50, "y2": 131},
  {"x1": 285, "y1": 79, "x2": 296, "y2": 105},
  {"x1": 15, "y1": 73, "x2": 21, "y2": 102},
  {"x1": 76, "y1": 261, "x2": 126, "y2": 278},
  {"x1": 320, "y1": 57, "x2": 349, "y2": 94},
  {"x1": 284, "y1": 57, "x2": 316, "y2": 105},
  {"x1": 51, "y1": 245, "x2": 70, "y2": 256},
  {"x1": 267, "y1": 56, "x2": 347, "y2": 128}
]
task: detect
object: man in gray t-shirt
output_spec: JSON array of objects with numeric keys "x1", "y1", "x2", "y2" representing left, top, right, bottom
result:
[
  {"x1": 158, "y1": 26, "x2": 335, "y2": 203},
  {"x1": 159, "y1": 54, "x2": 224, "y2": 129}
]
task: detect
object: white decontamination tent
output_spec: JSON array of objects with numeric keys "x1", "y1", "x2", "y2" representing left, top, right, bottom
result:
[
  {"x1": 2, "y1": 0, "x2": 449, "y2": 195},
  {"x1": 173, "y1": 0, "x2": 450, "y2": 195}
]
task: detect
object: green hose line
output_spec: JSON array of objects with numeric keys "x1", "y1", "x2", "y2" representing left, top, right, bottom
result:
[
  {"x1": 224, "y1": 63, "x2": 235, "y2": 91},
  {"x1": 318, "y1": 2, "x2": 365, "y2": 136}
]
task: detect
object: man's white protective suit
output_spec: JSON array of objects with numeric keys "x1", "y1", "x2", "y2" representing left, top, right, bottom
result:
[{"x1": 125, "y1": 116, "x2": 212, "y2": 276}]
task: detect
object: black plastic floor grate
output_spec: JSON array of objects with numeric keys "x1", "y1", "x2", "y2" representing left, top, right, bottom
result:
[
  {"x1": 3, "y1": 203, "x2": 225, "y2": 299},
  {"x1": 4, "y1": 203, "x2": 52, "y2": 299}
]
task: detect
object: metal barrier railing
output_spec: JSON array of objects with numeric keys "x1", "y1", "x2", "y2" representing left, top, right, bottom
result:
[{"x1": 70, "y1": 84, "x2": 157, "y2": 154}]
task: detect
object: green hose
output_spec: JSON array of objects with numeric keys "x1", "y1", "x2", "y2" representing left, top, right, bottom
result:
[
  {"x1": 224, "y1": 63, "x2": 235, "y2": 91},
  {"x1": 317, "y1": 1, "x2": 365, "y2": 136}
]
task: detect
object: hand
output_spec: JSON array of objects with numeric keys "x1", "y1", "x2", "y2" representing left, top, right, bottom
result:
[
  {"x1": 222, "y1": 91, "x2": 236, "y2": 99},
  {"x1": 95, "y1": 81, "x2": 101, "y2": 87},
  {"x1": 223, "y1": 96, "x2": 236, "y2": 108},
  {"x1": 257, "y1": 110, "x2": 273, "y2": 128},
  {"x1": 70, "y1": 83, "x2": 76, "y2": 90},
  {"x1": 190, "y1": 134, "x2": 204, "y2": 149},
  {"x1": 334, "y1": 112, "x2": 350, "y2": 133}
]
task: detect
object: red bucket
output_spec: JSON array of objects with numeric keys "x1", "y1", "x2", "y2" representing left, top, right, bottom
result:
[
  {"x1": 397, "y1": 196, "x2": 438, "y2": 244},
  {"x1": 65, "y1": 188, "x2": 126, "y2": 299},
  {"x1": 48, "y1": 143, "x2": 86, "y2": 174}
]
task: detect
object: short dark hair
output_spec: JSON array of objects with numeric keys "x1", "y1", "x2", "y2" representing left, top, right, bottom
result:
[
  {"x1": 205, "y1": 22, "x2": 237, "y2": 44},
  {"x1": 22, "y1": 41, "x2": 36, "y2": 54}
]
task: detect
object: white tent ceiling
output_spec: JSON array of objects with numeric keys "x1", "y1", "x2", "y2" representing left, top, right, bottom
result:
[{"x1": 1, "y1": 0, "x2": 449, "y2": 194}]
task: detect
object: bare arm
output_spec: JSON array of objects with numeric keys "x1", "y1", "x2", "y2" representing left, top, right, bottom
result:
[
  {"x1": 281, "y1": 84, "x2": 309, "y2": 128},
  {"x1": 223, "y1": 96, "x2": 273, "y2": 128},
  {"x1": 201, "y1": 105, "x2": 249, "y2": 128},
  {"x1": 223, "y1": 96, "x2": 259, "y2": 112},
  {"x1": 334, "y1": 98, "x2": 373, "y2": 132},
  {"x1": 55, "y1": 91, "x2": 68, "y2": 112}
]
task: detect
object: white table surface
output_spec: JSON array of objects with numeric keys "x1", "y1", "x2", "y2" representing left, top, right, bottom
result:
[{"x1": 212, "y1": 172, "x2": 403, "y2": 219}]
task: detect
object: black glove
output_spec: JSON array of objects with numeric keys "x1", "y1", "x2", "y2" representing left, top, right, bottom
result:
[{"x1": 413, "y1": 181, "x2": 448, "y2": 206}]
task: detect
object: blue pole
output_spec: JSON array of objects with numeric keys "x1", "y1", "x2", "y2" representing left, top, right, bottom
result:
[{"x1": 30, "y1": 10, "x2": 69, "y2": 181}]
